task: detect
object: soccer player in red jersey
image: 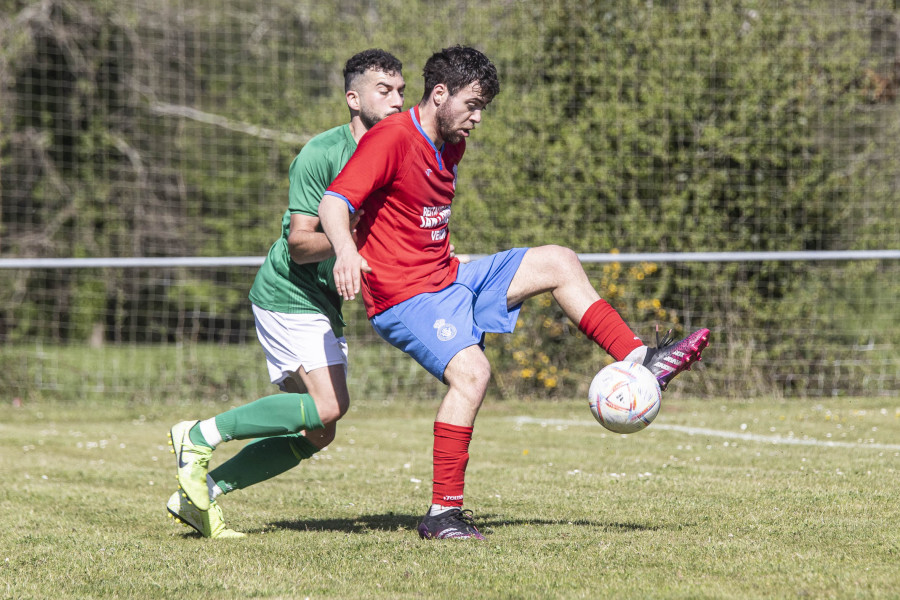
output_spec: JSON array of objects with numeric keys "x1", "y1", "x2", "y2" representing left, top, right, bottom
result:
[{"x1": 319, "y1": 46, "x2": 710, "y2": 540}]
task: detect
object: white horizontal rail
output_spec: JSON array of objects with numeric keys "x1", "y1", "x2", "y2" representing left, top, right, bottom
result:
[
  {"x1": 0, "y1": 250, "x2": 898, "y2": 269},
  {"x1": 0, "y1": 256, "x2": 266, "y2": 269}
]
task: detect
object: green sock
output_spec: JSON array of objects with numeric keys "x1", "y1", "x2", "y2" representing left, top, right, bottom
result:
[
  {"x1": 208, "y1": 434, "x2": 320, "y2": 493},
  {"x1": 214, "y1": 393, "x2": 324, "y2": 441},
  {"x1": 188, "y1": 424, "x2": 212, "y2": 448}
]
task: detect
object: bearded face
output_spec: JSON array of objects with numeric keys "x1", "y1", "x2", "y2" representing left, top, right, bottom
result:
[
  {"x1": 432, "y1": 81, "x2": 489, "y2": 146},
  {"x1": 435, "y1": 101, "x2": 464, "y2": 145}
]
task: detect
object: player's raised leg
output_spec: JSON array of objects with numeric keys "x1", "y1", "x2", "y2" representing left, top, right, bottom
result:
[{"x1": 506, "y1": 245, "x2": 709, "y2": 389}]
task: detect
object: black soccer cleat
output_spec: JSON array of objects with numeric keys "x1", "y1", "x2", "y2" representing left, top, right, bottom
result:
[{"x1": 417, "y1": 508, "x2": 485, "y2": 540}]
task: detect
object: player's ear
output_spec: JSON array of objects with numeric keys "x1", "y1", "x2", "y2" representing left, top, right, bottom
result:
[
  {"x1": 431, "y1": 83, "x2": 447, "y2": 106},
  {"x1": 346, "y1": 89, "x2": 360, "y2": 112}
]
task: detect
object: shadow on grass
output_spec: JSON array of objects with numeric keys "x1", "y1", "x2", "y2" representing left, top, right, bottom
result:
[{"x1": 264, "y1": 513, "x2": 664, "y2": 535}]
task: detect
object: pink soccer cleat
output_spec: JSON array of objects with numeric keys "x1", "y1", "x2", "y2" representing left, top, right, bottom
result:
[{"x1": 643, "y1": 327, "x2": 710, "y2": 391}]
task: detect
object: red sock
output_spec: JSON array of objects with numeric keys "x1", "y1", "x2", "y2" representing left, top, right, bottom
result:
[
  {"x1": 578, "y1": 299, "x2": 643, "y2": 361},
  {"x1": 432, "y1": 422, "x2": 473, "y2": 507}
]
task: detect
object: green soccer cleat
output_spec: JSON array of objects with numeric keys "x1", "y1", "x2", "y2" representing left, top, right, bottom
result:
[
  {"x1": 168, "y1": 420, "x2": 213, "y2": 510},
  {"x1": 166, "y1": 489, "x2": 245, "y2": 539},
  {"x1": 166, "y1": 488, "x2": 205, "y2": 535},
  {"x1": 205, "y1": 501, "x2": 246, "y2": 539}
]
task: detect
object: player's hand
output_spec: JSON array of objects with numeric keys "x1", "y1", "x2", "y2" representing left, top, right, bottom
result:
[{"x1": 333, "y1": 247, "x2": 372, "y2": 301}]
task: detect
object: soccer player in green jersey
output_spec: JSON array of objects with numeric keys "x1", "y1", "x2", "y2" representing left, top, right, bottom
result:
[{"x1": 165, "y1": 49, "x2": 406, "y2": 538}]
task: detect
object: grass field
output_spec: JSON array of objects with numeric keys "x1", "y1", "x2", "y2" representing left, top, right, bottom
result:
[{"x1": 2, "y1": 392, "x2": 899, "y2": 599}]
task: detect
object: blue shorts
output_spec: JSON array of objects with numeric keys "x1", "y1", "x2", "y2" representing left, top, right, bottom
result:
[{"x1": 370, "y1": 248, "x2": 528, "y2": 381}]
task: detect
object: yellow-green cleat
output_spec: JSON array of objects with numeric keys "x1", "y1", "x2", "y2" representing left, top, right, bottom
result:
[
  {"x1": 166, "y1": 489, "x2": 245, "y2": 539},
  {"x1": 167, "y1": 420, "x2": 213, "y2": 510}
]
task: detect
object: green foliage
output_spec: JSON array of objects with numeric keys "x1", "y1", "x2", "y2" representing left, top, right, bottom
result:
[
  {"x1": 460, "y1": 1, "x2": 900, "y2": 396},
  {"x1": 0, "y1": 0, "x2": 898, "y2": 396}
]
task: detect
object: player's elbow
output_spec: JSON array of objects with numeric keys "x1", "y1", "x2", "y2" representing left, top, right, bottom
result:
[{"x1": 318, "y1": 194, "x2": 347, "y2": 220}]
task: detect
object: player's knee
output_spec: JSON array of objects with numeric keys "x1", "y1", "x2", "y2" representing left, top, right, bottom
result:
[
  {"x1": 447, "y1": 350, "x2": 491, "y2": 393},
  {"x1": 316, "y1": 401, "x2": 348, "y2": 425},
  {"x1": 527, "y1": 245, "x2": 580, "y2": 282},
  {"x1": 546, "y1": 244, "x2": 580, "y2": 273},
  {"x1": 311, "y1": 389, "x2": 349, "y2": 424}
]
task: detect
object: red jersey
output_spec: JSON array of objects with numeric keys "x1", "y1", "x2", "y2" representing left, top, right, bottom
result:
[{"x1": 324, "y1": 106, "x2": 464, "y2": 317}]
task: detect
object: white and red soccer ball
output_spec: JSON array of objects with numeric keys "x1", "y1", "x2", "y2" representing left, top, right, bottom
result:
[{"x1": 588, "y1": 361, "x2": 662, "y2": 434}]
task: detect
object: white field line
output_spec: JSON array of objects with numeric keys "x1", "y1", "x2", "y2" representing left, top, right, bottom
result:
[{"x1": 511, "y1": 416, "x2": 900, "y2": 451}]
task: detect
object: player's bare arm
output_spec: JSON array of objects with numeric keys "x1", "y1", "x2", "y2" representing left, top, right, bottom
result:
[
  {"x1": 319, "y1": 194, "x2": 371, "y2": 300},
  {"x1": 287, "y1": 211, "x2": 365, "y2": 265},
  {"x1": 287, "y1": 214, "x2": 334, "y2": 265}
]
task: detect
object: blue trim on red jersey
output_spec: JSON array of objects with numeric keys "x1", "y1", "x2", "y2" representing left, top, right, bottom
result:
[
  {"x1": 410, "y1": 106, "x2": 445, "y2": 171},
  {"x1": 324, "y1": 190, "x2": 356, "y2": 213}
]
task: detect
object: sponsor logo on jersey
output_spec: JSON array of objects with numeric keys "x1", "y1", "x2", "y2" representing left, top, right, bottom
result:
[{"x1": 420, "y1": 205, "x2": 451, "y2": 229}]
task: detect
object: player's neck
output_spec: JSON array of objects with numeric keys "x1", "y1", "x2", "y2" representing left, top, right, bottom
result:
[
  {"x1": 416, "y1": 102, "x2": 444, "y2": 147},
  {"x1": 348, "y1": 117, "x2": 368, "y2": 144}
]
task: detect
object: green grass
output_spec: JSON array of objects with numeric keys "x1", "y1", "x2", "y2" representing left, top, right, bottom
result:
[
  {"x1": 0, "y1": 343, "x2": 439, "y2": 406},
  {"x1": 2, "y1": 394, "x2": 899, "y2": 599}
]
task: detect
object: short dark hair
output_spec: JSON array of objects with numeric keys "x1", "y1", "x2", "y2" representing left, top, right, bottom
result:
[
  {"x1": 421, "y1": 45, "x2": 500, "y2": 103},
  {"x1": 343, "y1": 49, "x2": 403, "y2": 92}
]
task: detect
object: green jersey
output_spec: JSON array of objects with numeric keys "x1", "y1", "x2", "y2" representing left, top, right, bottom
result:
[{"x1": 249, "y1": 124, "x2": 357, "y2": 337}]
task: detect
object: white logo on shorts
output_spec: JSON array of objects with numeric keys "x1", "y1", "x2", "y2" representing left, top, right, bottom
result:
[{"x1": 433, "y1": 319, "x2": 457, "y2": 342}]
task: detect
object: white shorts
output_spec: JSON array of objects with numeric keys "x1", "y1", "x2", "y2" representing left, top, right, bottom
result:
[{"x1": 252, "y1": 304, "x2": 349, "y2": 388}]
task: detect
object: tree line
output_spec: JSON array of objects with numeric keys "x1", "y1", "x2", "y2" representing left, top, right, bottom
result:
[{"x1": 1, "y1": 0, "x2": 898, "y2": 395}]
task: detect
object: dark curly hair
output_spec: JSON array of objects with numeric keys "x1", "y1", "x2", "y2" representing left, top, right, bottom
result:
[
  {"x1": 343, "y1": 49, "x2": 403, "y2": 92},
  {"x1": 421, "y1": 45, "x2": 500, "y2": 103}
]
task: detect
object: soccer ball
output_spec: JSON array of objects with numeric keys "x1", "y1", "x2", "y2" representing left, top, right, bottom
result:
[{"x1": 588, "y1": 361, "x2": 662, "y2": 434}]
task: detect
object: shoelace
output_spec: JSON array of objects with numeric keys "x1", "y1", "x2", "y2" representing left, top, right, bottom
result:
[
  {"x1": 455, "y1": 509, "x2": 478, "y2": 527},
  {"x1": 654, "y1": 325, "x2": 675, "y2": 349}
]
